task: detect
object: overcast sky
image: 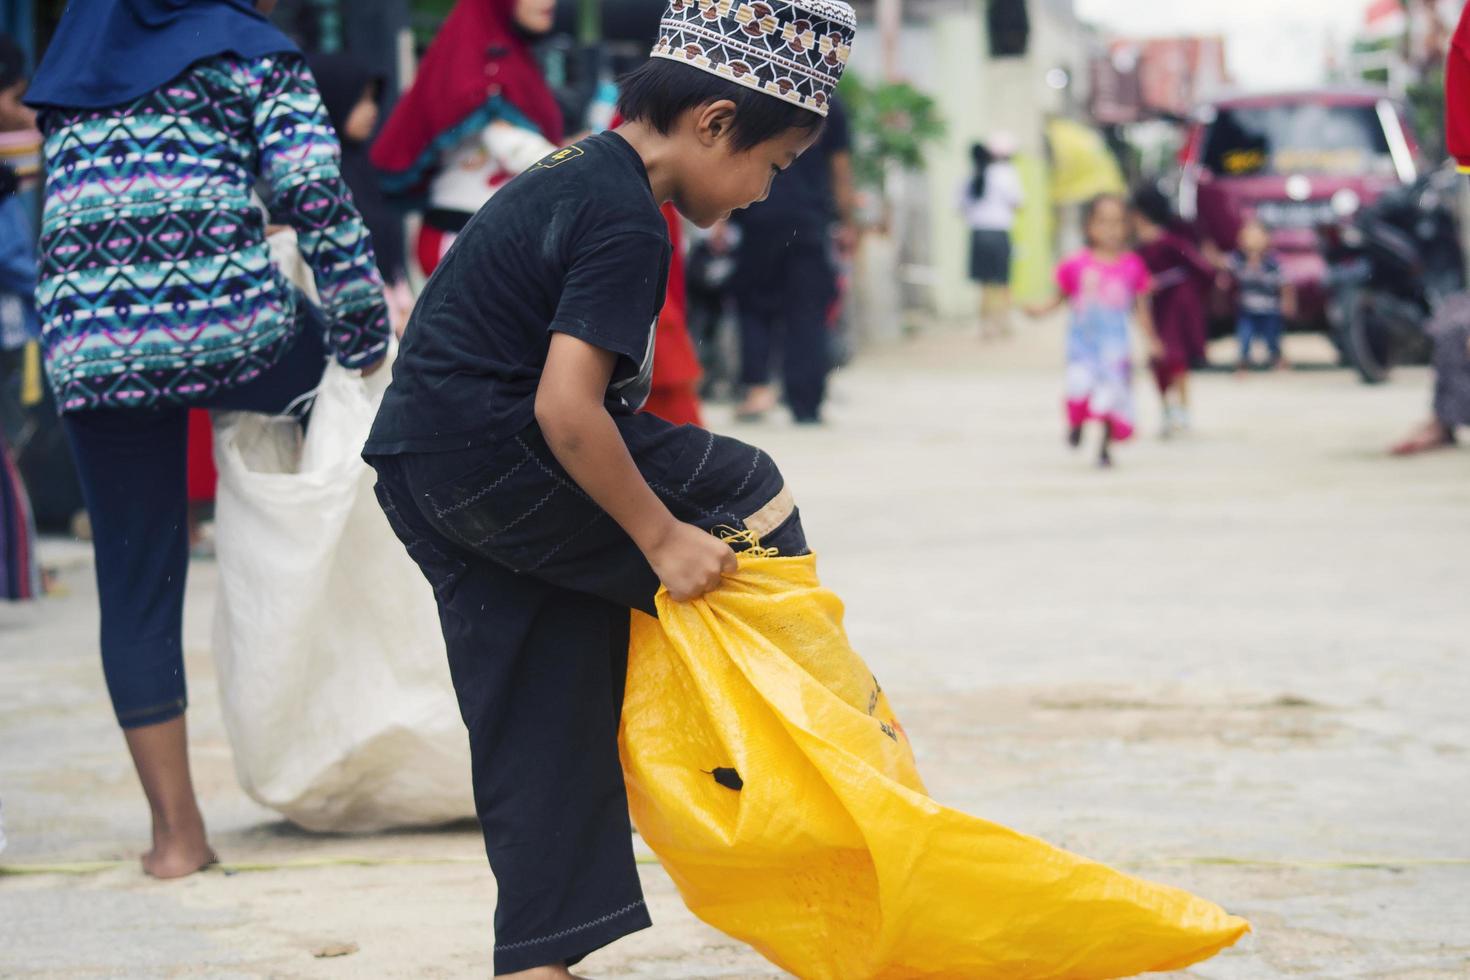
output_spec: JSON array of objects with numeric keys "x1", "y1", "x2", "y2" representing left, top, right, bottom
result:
[{"x1": 1075, "y1": 0, "x2": 1378, "y2": 90}]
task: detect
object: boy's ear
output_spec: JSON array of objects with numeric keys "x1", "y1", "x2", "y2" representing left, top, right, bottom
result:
[{"x1": 693, "y1": 99, "x2": 739, "y2": 148}]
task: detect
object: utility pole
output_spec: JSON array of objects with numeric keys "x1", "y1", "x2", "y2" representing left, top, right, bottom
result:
[{"x1": 877, "y1": 0, "x2": 902, "y2": 81}]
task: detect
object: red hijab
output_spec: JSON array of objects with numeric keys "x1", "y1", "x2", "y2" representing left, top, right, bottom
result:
[{"x1": 371, "y1": 0, "x2": 562, "y2": 191}]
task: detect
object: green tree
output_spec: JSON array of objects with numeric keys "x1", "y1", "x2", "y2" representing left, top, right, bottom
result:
[{"x1": 837, "y1": 72, "x2": 947, "y2": 194}]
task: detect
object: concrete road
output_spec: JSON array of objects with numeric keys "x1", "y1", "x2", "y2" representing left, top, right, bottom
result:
[{"x1": 2, "y1": 324, "x2": 1467, "y2": 978}]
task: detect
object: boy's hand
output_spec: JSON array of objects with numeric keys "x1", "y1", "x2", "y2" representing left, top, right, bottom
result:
[{"x1": 646, "y1": 521, "x2": 738, "y2": 602}]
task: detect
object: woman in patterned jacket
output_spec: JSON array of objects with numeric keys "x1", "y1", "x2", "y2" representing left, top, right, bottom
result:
[{"x1": 25, "y1": 0, "x2": 389, "y2": 878}]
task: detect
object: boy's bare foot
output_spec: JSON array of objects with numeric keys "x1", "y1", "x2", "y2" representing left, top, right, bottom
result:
[
  {"x1": 499, "y1": 966, "x2": 585, "y2": 979},
  {"x1": 142, "y1": 818, "x2": 217, "y2": 879}
]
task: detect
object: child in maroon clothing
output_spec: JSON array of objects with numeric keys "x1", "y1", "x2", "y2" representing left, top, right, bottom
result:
[{"x1": 1130, "y1": 186, "x2": 1214, "y2": 437}]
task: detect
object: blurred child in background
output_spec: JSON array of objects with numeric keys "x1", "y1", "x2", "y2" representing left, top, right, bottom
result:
[
  {"x1": 1028, "y1": 194, "x2": 1160, "y2": 468},
  {"x1": 1226, "y1": 217, "x2": 1295, "y2": 373},
  {"x1": 1130, "y1": 185, "x2": 1214, "y2": 437}
]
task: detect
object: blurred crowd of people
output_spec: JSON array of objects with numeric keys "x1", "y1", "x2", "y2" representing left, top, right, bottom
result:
[{"x1": 1, "y1": 0, "x2": 1466, "y2": 893}]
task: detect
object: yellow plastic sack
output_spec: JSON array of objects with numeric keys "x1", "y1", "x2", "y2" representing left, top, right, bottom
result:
[{"x1": 620, "y1": 554, "x2": 1249, "y2": 979}]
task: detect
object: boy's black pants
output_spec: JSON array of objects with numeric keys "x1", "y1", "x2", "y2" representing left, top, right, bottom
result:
[{"x1": 367, "y1": 411, "x2": 805, "y2": 974}]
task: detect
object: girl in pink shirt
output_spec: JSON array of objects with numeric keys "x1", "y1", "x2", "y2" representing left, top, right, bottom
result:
[{"x1": 1029, "y1": 194, "x2": 1160, "y2": 467}]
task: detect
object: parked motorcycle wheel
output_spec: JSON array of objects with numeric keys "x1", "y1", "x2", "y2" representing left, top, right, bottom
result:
[{"x1": 1343, "y1": 294, "x2": 1398, "y2": 384}]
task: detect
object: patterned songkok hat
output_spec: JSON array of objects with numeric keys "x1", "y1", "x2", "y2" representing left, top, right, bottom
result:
[{"x1": 650, "y1": 1, "x2": 857, "y2": 117}]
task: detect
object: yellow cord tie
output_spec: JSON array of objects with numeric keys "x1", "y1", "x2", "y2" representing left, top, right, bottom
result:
[{"x1": 715, "y1": 525, "x2": 780, "y2": 559}]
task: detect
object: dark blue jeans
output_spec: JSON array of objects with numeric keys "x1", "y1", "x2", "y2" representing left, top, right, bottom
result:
[
  {"x1": 367, "y1": 413, "x2": 805, "y2": 973},
  {"x1": 1237, "y1": 311, "x2": 1283, "y2": 366},
  {"x1": 63, "y1": 321, "x2": 328, "y2": 729}
]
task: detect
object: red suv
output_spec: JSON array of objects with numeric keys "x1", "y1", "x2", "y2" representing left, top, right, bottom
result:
[{"x1": 1177, "y1": 88, "x2": 1421, "y2": 331}]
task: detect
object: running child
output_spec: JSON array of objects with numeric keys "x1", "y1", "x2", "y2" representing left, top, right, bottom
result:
[
  {"x1": 363, "y1": 2, "x2": 855, "y2": 976},
  {"x1": 1028, "y1": 194, "x2": 1160, "y2": 467}
]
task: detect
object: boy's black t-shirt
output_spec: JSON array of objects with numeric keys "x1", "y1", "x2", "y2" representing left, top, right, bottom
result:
[{"x1": 364, "y1": 132, "x2": 671, "y2": 455}]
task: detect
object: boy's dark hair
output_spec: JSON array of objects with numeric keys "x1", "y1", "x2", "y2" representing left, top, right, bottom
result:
[
  {"x1": 1081, "y1": 192, "x2": 1126, "y2": 247},
  {"x1": 616, "y1": 58, "x2": 824, "y2": 153},
  {"x1": 1129, "y1": 183, "x2": 1175, "y2": 230}
]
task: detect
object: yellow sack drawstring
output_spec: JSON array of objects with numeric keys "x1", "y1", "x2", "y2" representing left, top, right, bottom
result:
[{"x1": 714, "y1": 525, "x2": 780, "y2": 559}]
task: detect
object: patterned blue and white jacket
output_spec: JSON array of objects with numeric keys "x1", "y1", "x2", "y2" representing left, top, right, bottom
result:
[{"x1": 35, "y1": 53, "x2": 388, "y2": 412}]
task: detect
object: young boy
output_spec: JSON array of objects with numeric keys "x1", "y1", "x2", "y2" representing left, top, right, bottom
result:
[
  {"x1": 1227, "y1": 217, "x2": 1295, "y2": 371},
  {"x1": 363, "y1": 3, "x2": 856, "y2": 977}
]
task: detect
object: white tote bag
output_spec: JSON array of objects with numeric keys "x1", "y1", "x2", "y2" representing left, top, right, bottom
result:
[{"x1": 210, "y1": 232, "x2": 472, "y2": 832}]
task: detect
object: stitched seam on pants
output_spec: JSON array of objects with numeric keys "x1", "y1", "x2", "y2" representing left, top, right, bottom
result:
[
  {"x1": 470, "y1": 487, "x2": 557, "y2": 548},
  {"x1": 380, "y1": 487, "x2": 454, "y2": 567},
  {"x1": 727, "y1": 448, "x2": 765, "y2": 503},
  {"x1": 493, "y1": 900, "x2": 647, "y2": 952},
  {"x1": 525, "y1": 508, "x2": 610, "y2": 572},
  {"x1": 698, "y1": 447, "x2": 766, "y2": 521},
  {"x1": 517, "y1": 435, "x2": 594, "y2": 502},
  {"x1": 677, "y1": 429, "x2": 716, "y2": 494},
  {"x1": 432, "y1": 452, "x2": 531, "y2": 518},
  {"x1": 647, "y1": 480, "x2": 741, "y2": 527}
]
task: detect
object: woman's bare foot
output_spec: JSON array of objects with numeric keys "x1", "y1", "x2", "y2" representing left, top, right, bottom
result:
[
  {"x1": 142, "y1": 812, "x2": 217, "y2": 879},
  {"x1": 123, "y1": 715, "x2": 217, "y2": 879},
  {"x1": 1389, "y1": 418, "x2": 1454, "y2": 457}
]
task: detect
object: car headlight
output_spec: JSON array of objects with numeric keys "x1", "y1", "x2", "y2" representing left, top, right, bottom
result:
[{"x1": 1331, "y1": 188, "x2": 1361, "y2": 217}]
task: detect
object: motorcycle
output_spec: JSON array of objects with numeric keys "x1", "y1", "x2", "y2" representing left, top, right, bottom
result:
[{"x1": 1320, "y1": 165, "x2": 1465, "y2": 384}]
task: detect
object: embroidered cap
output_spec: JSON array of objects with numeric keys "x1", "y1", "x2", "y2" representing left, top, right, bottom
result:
[{"x1": 650, "y1": 0, "x2": 857, "y2": 117}]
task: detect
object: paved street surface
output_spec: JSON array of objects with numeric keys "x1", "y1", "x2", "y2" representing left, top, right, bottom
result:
[{"x1": 3, "y1": 321, "x2": 1468, "y2": 978}]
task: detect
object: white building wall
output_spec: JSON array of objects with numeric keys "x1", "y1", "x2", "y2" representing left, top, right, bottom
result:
[
  {"x1": 848, "y1": 1, "x2": 1093, "y2": 319},
  {"x1": 921, "y1": 0, "x2": 1092, "y2": 318}
]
